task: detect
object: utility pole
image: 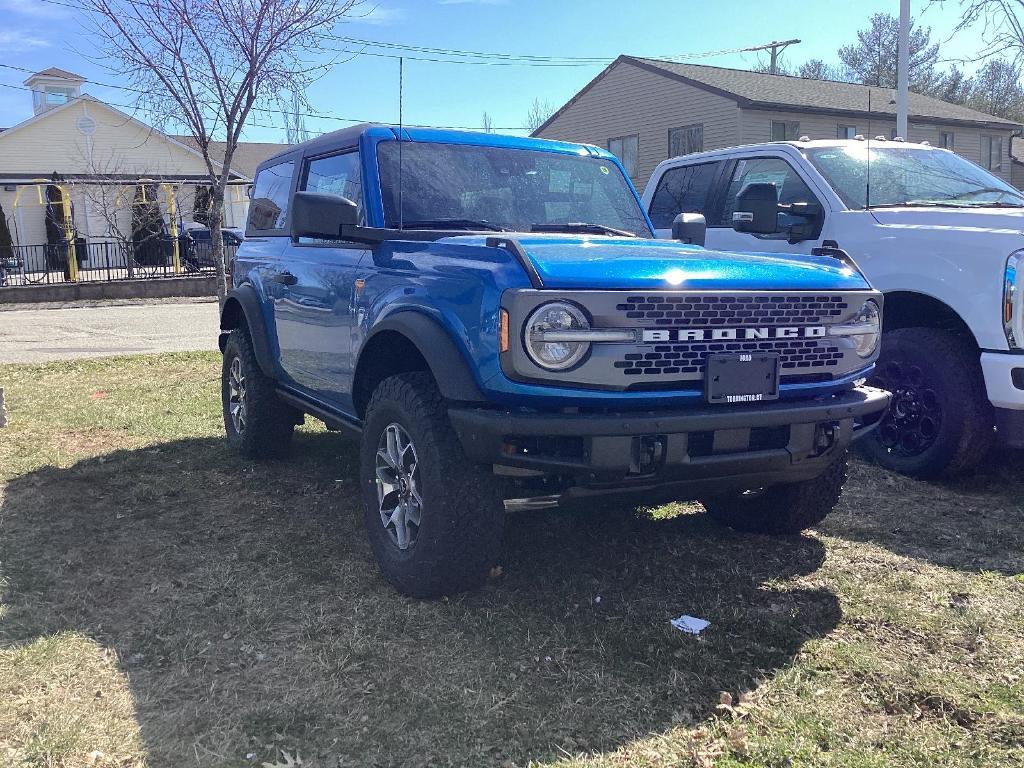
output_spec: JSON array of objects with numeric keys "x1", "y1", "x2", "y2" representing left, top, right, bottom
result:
[
  {"x1": 757, "y1": 39, "x2": 801, "y2": 75},
  {"x1": 897, "y1": 0, "x2": 910, "y2": 139}
]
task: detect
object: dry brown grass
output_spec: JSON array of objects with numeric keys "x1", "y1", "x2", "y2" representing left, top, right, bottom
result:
[{"x1": 1, "y1": 354, "x2": 1022, "y2": 767}]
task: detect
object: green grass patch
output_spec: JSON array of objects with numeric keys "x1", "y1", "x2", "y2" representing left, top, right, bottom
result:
[{"x1": 1, "y1": 353, "x2": 1023, "y2": 767}]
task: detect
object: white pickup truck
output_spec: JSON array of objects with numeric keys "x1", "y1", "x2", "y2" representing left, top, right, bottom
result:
[{"x1": 641, "y1": 138, "x2": 1024, "y2": 478}]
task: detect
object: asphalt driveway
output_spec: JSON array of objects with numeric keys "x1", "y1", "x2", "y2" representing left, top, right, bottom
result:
[{"x1": 0, "y1": 299, "x2": 220, "y2": 364}]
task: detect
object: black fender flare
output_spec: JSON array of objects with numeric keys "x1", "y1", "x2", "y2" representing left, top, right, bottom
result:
[
  {"x1": 219, "y1": 284, "x2": 276, "y2": 377},
  {"x1": 358, "y1": 312, "x2": 487, "y2": 405}
]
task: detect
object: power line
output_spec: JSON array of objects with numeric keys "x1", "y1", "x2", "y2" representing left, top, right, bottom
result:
[
  {"x1": 34, "y1": 0, "x2": 791, "y2": 67},
  {"x1": 0, "y1": 79, "x2": 529, "y2": 132}
]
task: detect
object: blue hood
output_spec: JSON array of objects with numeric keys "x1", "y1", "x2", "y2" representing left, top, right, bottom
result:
[{"x1": 492, "y1": 235, "x2": 870, "y2": 291}]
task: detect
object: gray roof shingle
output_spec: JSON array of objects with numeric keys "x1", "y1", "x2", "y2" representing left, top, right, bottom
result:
[
  {"x1": 170, "y1": 136, "x2": 290, "y2": 180},
  {"x1": 627, "y1": 57, "x2": 1020, "y2": 128}
]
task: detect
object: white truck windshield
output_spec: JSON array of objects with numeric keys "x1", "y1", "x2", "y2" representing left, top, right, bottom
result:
[
  {"x1": 804, "y1": 145, "x2": 1024, "y2": 209},
  {"x1": 377, "y1": 141, "x2": 653, "y2": 236}
]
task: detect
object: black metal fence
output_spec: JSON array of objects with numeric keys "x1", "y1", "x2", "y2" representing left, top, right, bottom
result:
[{"x1": 0, "y1": 239, "x2": 236, "y2": 287}]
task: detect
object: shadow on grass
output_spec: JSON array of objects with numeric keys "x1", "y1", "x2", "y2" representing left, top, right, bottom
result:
[
  {"x1": 824, "y1": 448, "x2": 1024, "y2": 576},
  {"x1": 1, "y1": 432, "x2": 839, "y2": 767}
]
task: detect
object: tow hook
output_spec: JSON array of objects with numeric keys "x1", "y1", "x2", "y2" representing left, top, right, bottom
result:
[{"x1": 815, "y1": 422, "x2": 840, "y2": 454}]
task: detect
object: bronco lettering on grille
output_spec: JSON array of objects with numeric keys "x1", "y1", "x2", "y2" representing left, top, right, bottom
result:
[{"x1": 642, "y1": 326, "x2": 827, "y2": 343}]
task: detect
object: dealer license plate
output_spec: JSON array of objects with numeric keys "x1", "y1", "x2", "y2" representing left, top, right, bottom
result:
[{"x1": 705, "y1": 352, "x2": 780, "y2": 404}]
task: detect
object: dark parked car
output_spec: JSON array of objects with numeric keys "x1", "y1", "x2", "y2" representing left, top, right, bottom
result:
[{"x1": 182, "y1": 224, "x2": 243, "y2": 271}]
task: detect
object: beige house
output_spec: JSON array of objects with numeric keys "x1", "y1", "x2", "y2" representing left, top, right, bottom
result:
[
  {"x1": 534, "y1": 56, "x2": 1022, "y2": 189},
  {"x1": 0, "y1": 67, "x2": 287, "y2": 249}
]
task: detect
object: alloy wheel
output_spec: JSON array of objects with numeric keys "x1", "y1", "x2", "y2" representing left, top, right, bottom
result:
[
  {"x1": 871, "y1": 360, "x2": 942, "y2": 457},
  {"x1": 375, "y1": 423, "x2": 423, "y2": 551},
  {"x1": 228, "y1": 357, "x2": 247, "y2": 435}
]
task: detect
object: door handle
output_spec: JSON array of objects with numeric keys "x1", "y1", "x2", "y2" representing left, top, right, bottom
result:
[{"x1": 274, "y1": 271, "x2": 298, "y2": 286}]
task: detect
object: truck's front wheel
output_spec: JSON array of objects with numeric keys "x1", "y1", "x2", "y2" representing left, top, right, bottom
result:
[
  {"x1": 359, "y1": 372, "x2": 504, "y2": 598},
  {"x1": 862, "y1": 327, "x2": 993, "y2": 478},
  {"x1": 700, "y1": 453, "x2": 847, "y2": 534}
]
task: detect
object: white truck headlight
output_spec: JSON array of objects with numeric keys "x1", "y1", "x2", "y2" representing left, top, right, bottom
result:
[
  {"x1": 1004, "y1": 250, "x2": 1023, "y2": 349},
  {"x1": 828, "y1": 299, "x2": 881, "y2": 358},
  {"x1": 525, "y1": 302, "x2": 591, "y2": 370}
]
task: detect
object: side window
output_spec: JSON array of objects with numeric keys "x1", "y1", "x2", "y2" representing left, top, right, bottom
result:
[
  {"x1": 249, "y1": 160, "x2": 294, "y2": 232},
  {"x1": 718, "y1": 157, "x2": 817, "y2": 226},
  {"x1": 647, "y1": 162, "x2": 720, "y2": 229},
  {"x1": 303, "y1": 151, "x2": 364, "y2": 223}
]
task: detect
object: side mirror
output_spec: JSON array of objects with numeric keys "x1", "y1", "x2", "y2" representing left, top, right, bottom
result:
[
  {"x1": 291, "y1": 191, "x2": 359, "y2": 239},
  {"x1": 732, "y1": 182, "x2": 779, "y2": 235},
  {"x1": 672, "y1": 212, "x2": 706, "y2": 246}
]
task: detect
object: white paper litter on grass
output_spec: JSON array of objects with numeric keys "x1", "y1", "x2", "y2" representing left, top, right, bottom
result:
[{"x1": 670, "y1": 615, "x2": 710, "y2": 635}]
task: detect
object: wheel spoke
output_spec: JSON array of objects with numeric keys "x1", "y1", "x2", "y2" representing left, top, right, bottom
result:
[{"x1": 374, "y1": 422, "x2": 423, "y2": 552}]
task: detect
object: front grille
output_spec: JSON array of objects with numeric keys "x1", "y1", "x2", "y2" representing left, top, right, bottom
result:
[
  {"x1": 613, "y1": 339, "x2": 843, "y2": 377},
  {"x1": 502, "y1": 289, "x2": 876, "y2": 391},
  {"x1": 616, "y1": 294, "x2": 849, "y2": 327}
]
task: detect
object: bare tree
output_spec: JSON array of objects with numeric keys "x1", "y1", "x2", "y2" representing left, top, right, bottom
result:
[
  {"x1": 946, "y1": 0, "x2": 1024, "y2": 67},
  {"x1": 524, "y1": 98, "x2": 555, "y2": 132},
  {"x1": 82, "y1": 0, "x2": 362, "y2": 298},
  {"x1": 279, "y1": 89, "x2": 311, "y2": 145},
  {"x1": 796, "y1": 59, "x2": 844, "y2": 81},
  {"x1": 482, "y1": 112, "x2": 494, "y2": 133},
  {"x1": 968, "y1": 57, "x2": 1024, "y2": 119}
]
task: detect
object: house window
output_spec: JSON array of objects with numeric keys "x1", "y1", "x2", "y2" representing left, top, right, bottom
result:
[
  {"x1": 770, "y1": 120, "x2": 800, "y2": 141},
  {"x1": 45, "y1": 88, "x2": 73, "y2": 105},
  {"x1": 668, "y1": 124, "x2": 704, "y2": 157},
  {"x1": 249, "y1": 160, "x2": 295, "y2": 231},
  {"x1": 939, "y1": 131, "x2": 954, "y2": 149},
  {"x1": 838, "y1": 124, "x2": 857, "y2": 139},
  {"x1": 608, "y1": 134, "x2": 639, "y2": 178},
  {"x1": 983, "y1": 135, "x2": 1003, "y2": 171}
]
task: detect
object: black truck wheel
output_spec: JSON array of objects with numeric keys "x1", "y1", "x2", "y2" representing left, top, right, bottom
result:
[
  {"x1": 221, "y1": 328, "x2": 297, "y2": 459},
  {"x1": 359, "y1": 372, "x2": 504, "y2": 598},
  {"x1": 862, "y1": 328, "x2": 993, "y2": 478},
  {"x1": 700, "y1": 453, "x2": 847, "y2": 534}
]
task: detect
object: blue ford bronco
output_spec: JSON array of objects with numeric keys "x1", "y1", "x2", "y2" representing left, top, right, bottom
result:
[{"x1": 219, "y1": 124, "x2": 890, "y2": 597}]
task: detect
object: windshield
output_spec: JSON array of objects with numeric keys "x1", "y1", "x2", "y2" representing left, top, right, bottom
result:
[
  {"x1": 804, "y1": 145, "x2": 1024, "y2": 209},
  {"x1": 376, "y1": 141, "x2": 653, "y2": 236}
]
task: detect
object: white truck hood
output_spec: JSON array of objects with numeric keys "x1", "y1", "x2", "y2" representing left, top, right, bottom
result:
[{"x1": 869, "y1": 207, "x2": 1024, "y2": 240}]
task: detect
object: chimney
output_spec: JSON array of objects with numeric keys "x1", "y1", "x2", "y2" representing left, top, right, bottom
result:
[{"x1": 23, "y1": 67, "x2": 86, "y2": 115}]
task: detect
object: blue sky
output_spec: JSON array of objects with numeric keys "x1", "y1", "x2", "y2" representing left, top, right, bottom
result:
[{"x1": 0, "y1": 0, "x2": 995, "y2": 143}]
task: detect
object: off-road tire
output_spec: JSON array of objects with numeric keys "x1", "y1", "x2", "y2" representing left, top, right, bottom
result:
[
  {"x1": 862, "y1": 327, "x2": 993, "y2": 479},
  {"x1": 360, "y1": 372, "x2": 504, "y2": 598},
  {"x1": 221, "y1": 327, "x2": 297, "y2": 459},
  {"x1": 699, "y1": 452, "x2": 847, "y2": 534}
]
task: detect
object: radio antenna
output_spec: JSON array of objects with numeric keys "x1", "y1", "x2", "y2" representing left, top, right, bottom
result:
[
  {"x1": 398, "y1": 56, "x2": 404, "y2": 231},
  {"x1": 865, "y1": 88, "x2": 872, "y2": 210}
]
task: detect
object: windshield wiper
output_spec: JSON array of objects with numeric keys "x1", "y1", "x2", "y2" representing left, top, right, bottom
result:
[
  {"x1": 401, "y1": 218, "x2": 507, "y2": 232},
  {"x1": 961, "y1": 201, "x2": 1024, "y2": 208},
  {"x1": 531, "y1": 222, "x2": 638, "y2": 238},
  {"x1": 869, "y1": 201, "x2": 979, "y2": 209},
  {"x1": 870, "y1": 200, "x2": 1024, "y2": 209}
]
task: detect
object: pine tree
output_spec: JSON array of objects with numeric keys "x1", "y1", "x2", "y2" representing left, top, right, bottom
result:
[
  {"x1": 0, "y1": 202, "x2": 14, "y2": 261},
  {"x1": 131, "y1": 184, "x2": 166, "y2": 266}
]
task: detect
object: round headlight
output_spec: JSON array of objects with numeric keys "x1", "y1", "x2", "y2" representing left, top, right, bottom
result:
[
  {"x1": 524, "y1": 302, "x2": 591, "y2": 370},
  {"x1": 853, "y1": 299, "x2": 881, "y2": 358}
]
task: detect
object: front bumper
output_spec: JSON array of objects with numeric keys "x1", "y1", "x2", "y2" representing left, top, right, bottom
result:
[
  {"x1": 980, "y1": 352, "x2": 1024, "y2": 409},
  {"x1": 449, "y1": 385, "x2": 890, "y2": 494}
]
